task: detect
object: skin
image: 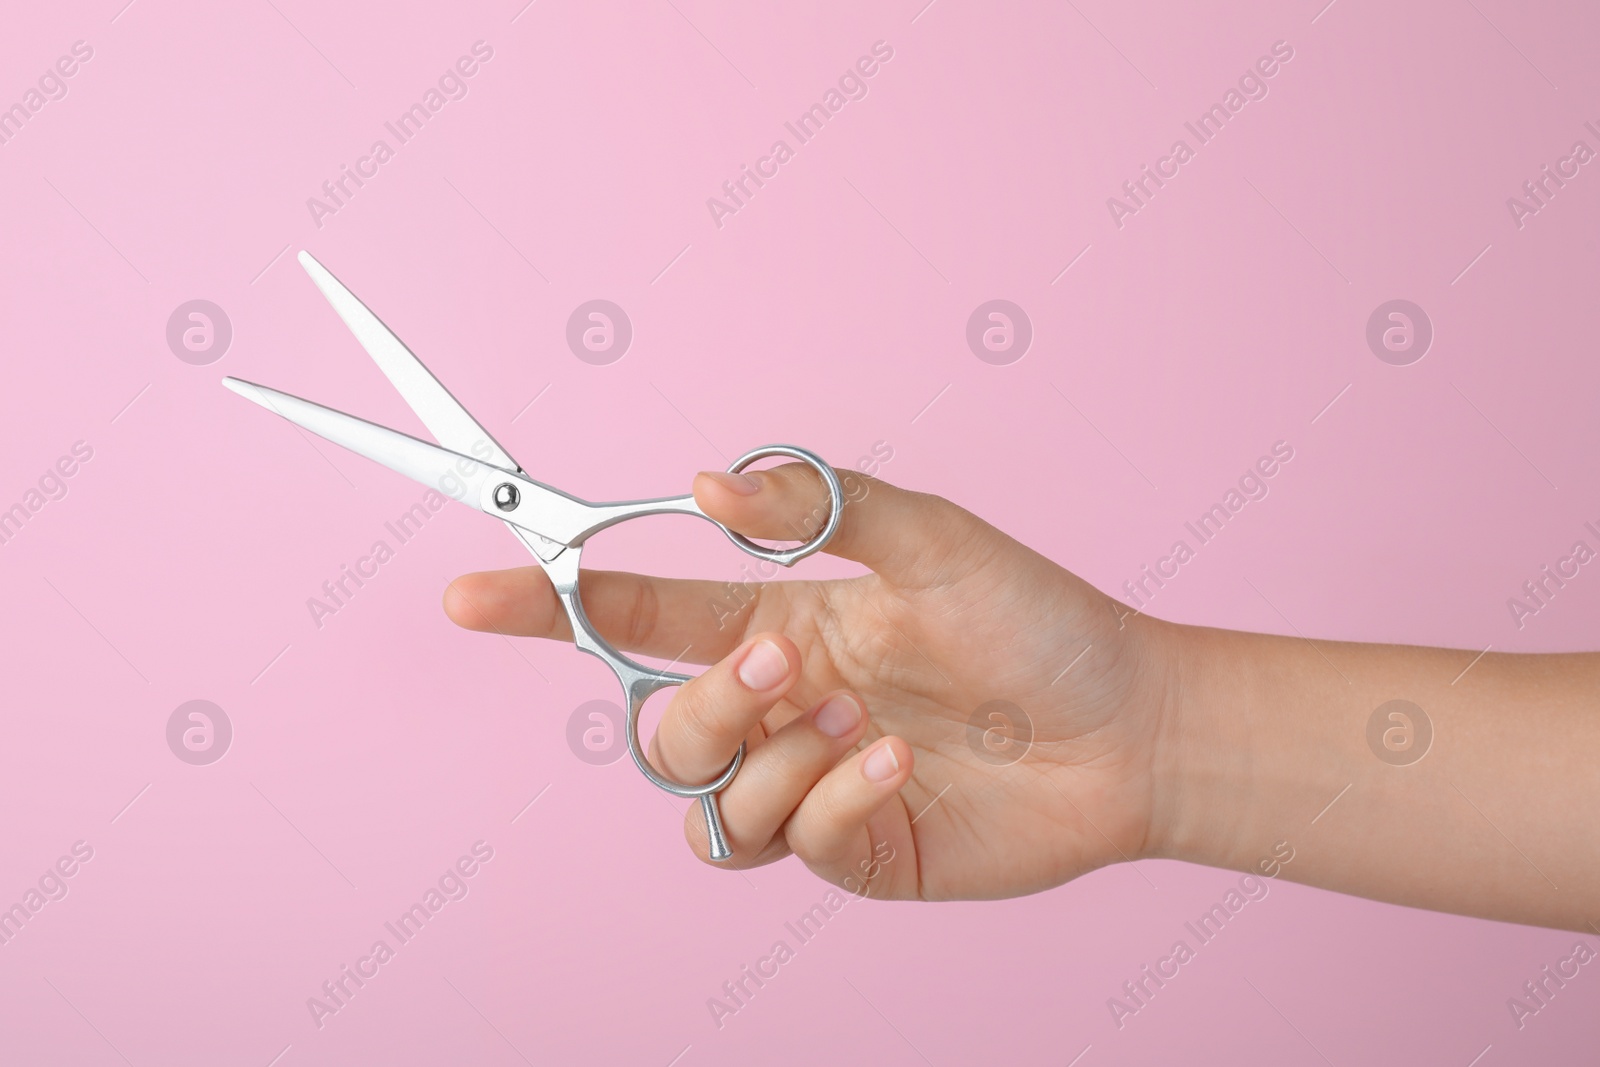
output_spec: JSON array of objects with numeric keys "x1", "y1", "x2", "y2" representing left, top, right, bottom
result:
[{"x1": 443, "y1": 465, "x2": 1600, "y2": 932}]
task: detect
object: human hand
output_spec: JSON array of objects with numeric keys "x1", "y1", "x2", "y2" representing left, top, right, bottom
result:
[{"x1": 443, "y1": 465, "x2": 1179, "y2": 900}]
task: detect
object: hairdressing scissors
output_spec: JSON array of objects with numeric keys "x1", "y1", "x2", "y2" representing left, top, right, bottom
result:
[{"x1": 224, "y1": 251, "x2": 843, "y2": 861}]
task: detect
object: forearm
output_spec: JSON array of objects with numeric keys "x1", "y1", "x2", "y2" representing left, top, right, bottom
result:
[{"x1": 1146, "y1": 620, "x2": 1600, "y2": 931}]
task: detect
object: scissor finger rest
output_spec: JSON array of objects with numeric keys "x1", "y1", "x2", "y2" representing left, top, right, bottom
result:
[{"x1": 623, "y1": 674, "x2": 745, "y2": 862}]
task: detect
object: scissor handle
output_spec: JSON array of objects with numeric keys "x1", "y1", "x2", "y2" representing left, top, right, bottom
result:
[
  {"x1": 536, "y1": 445, "x2": 843, "y2": 863},
  {"x1": 715, "y1": 445, "x2": 845, "y2": 566},
  {"x1": 543, "y1": 444, "x2": 845, "y2": 566},
  {"x1": 542, "y1": 548, "x2": 746, "y2": 859}
]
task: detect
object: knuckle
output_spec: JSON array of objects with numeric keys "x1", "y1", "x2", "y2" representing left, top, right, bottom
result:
[
  {"x1": 654, "y1": 685, "x2": 734, "y2": 782},
  {"x1": 622, "y1": 577, "x2": 661, "y2": 650},
  {"x1": 784, "y1": 827, "x2": 816, "y2": 866},
  {"x1": 804, "y1": 780, "x2": 847, "y2": 827},
  {"x1": 785, "y1": 810, "x2": 845, "y2": 869},
  {"x1": 668, "y1": 686, "x2": 725, "y2": 752}
]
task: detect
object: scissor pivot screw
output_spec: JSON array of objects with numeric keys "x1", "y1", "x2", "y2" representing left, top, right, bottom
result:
[{"x1": 493, "y1": 483, "x2": 520, "y2": 511}]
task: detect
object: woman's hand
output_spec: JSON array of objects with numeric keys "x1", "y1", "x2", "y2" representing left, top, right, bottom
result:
[
  {"x1": 443, "y1": 464, "x2": 1600, "y2": 929},
  {"x1": 443, "y1": 464, "x2": 1178, "y2": 900}
]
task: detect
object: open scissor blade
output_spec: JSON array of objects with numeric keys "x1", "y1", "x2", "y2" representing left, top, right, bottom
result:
[
  {"x1": 297, "y1": 251, "x2": 521, "y2": 473},
  {"x1": 223, "y1": 377, "x2": 514, "y2": 514}
]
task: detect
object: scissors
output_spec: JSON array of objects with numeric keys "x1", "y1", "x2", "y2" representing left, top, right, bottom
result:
[{"x1": 224, "y1": 251, "x2": 844, "y2": 861}]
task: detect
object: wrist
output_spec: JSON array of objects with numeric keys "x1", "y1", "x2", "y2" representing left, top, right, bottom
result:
[
  {"x1": 1142, "y1": 621, "x2": 1373, "y2": 876},
  {"x1": 1139, "y1": 620, "x2": 1256, "y2": 869}
]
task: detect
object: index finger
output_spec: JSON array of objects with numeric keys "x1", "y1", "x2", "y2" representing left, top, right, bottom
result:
[{"x1": 443, "y1": 567, "x2": 751, "y2": 665}]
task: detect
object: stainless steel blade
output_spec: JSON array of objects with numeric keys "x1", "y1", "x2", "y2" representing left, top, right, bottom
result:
[
  {"x1": 297, "y1": 250, "x2": 521, "y2": 472},
  {"x1": 223, "y1": 377, "x2": 514, "y2": 511}
]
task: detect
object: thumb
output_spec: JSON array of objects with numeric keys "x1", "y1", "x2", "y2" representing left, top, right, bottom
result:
[{"x1": 693, "y1": 463, "x2": 990, "y2": 589}]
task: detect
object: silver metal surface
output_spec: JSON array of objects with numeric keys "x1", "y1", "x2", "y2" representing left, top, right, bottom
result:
[
  {"x1": 226, "y1": 252, "x2": 847, "y2": 864},
  {"x1": 541, "y1": 549, "x2": 744, "y2": 861},
  {"x1": 220, "y1": 377, "x2": 602, "y2": 554},
  {"x1": 297, "y1": 251, "x2": 521, "y2": 473},
  {"x1": 721, "y1": 446, "x2": 844, "y2": 566},
  {"x1": 222, "y1": 378, "x2": 510, "y2": 506},
  {"x1": 297, "y1": 253, "x2": 564, "y2": 569}
]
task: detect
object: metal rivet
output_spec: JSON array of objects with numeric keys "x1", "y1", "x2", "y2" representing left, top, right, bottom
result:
[{"x1": 493, "y1": 483, "x2": 520, "y2": 511}]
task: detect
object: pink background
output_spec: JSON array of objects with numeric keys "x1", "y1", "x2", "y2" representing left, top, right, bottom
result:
[{"x1": 2, "y1": 0, "x2": 1597, "y2": 1063}]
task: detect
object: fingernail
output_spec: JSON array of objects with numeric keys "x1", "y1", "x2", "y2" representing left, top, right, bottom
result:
[
  {"x1": 703, "y1": 471, "x2": 762, "y2": 495},
  {"x1": 813, "y1": 694, "x2": 861, "y2": 738},
  {"x1": 862, "y1": 740, "x2": 901, "y2": 783},
  {"x1": 737, "y1": 639, "x2": 789, "y2": 691}
]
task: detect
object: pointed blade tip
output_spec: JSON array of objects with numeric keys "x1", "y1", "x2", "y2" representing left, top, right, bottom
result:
[{"x1": 220, "y1": 376, "x2": 276, "y2": 410}]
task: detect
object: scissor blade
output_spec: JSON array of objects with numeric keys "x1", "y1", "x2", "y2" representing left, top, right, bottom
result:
[
  {"x1": 223, "y1": 377, "x2": 514, "y2": 512},
  {"x1": 297, "y1": 251, "x2": 521, "y2": 473}
]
